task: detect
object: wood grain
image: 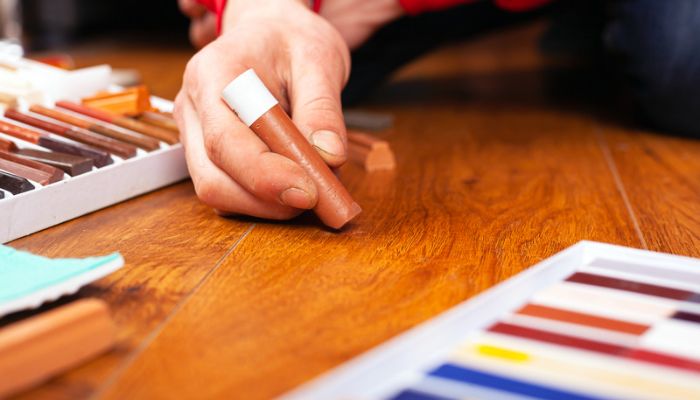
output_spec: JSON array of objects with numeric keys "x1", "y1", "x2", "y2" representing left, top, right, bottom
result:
[
  {"x1": 10, "y1": 19, "x2": 700, "y2": 400},
  {"x1": 600, "y1": 125, "x2": 700, "y2": 257},
  {"x1": 99, "y1": 103, "x2": 641, "y2": 399}
]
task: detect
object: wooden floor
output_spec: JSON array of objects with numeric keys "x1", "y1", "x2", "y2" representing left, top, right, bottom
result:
[{"x1": 6, "y1": 22, "x2": 700, "y2": 399}]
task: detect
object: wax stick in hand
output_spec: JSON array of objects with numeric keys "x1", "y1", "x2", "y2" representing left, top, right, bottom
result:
[{"x1": 222, "y1": 69, "x2": 361, "y2": 229}]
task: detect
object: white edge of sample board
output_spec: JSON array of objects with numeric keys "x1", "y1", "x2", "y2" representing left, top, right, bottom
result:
[{"x1": 281, "y1": 241, "x2": 700, "y2": 400}]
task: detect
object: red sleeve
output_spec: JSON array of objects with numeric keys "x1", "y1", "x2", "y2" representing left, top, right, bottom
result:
[
  {"x1": 398, "y1": 0, "x2": 552, "y2": 15},
  {"x1": 195, "y1": 0, "x2": 227, "y2": 33},
  {"x1": 194, "y1": 0, "x2": 323, "y2": 34}
]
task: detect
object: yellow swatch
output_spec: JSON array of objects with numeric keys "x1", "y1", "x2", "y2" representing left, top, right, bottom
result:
[{"x1": 475, "y1": 344, "x2": 530, "y2": 363}]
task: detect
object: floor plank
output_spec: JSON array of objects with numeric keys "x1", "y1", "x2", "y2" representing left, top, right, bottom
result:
[
  {"x1": 100, "y1": 100, "x2": 642, "y2": 399},
  {"x1": 601, "y1": 125, "x2": 700, "y2": 257}
]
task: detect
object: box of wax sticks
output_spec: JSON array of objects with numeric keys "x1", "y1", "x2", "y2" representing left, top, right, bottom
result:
[
  {"x1": 0, "y1": 56, "x2": 188, "y2": 243},
  {"x1": 285, "y1": 241, "x2": 700, "y2": 400}
]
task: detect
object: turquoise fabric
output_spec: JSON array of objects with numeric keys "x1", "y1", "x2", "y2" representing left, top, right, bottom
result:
[{"x1": 0, "y1": 245, "x2": 121, "y2": 303}]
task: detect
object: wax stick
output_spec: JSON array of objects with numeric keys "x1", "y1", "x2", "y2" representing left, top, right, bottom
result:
[
  {"x1": 0, "y1": 299, "x2": 116, "y2": 398},
  {"x1": 0, "y1": 150, "x2": 64, "y2": 183},
  {"x1": 14, "y1": 149, "x2": 93, "y2": 176},
  {"x1": 0, "y1": 170, "x2": 34, "y2": 194},
  {"x1": 56, "y1": 101, "x2": 179, "y2": 144},
  {"x1": 0, "y1": 157, "x2": 53, "y2": 185},
  {"x1": 222, "y1": 69, "x2": 361, "y2": 229},
  {"x1": 5, "y1": 109, "x2": 137, "y2": 159},
  {"x1": 0, "y1": 137, "x2": 16, "y2": 152},
  {"x1": 0, "y1": 120, "x2": 110, "y2": 167},
  {"x1": 30, "y1": 105, "x2": 160, "y2": 151}
]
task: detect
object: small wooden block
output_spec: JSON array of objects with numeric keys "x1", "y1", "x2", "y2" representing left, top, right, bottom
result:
[
  {"x1": 347, "y1": 131, "x2": 396, "y2": 172},
  {"x1": 82, "y1": 85, "x2": 153, "y2": 116},
  {"x1": 0, "y1": 299, "x2": 116, "y2": 398}
]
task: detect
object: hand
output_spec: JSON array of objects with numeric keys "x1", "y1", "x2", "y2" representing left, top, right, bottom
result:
[
  {"x1": 320, "y1": 0, "x2": 404, "y2": 49},
  {"x1": 175, "y1": 0, "x2": 351, "y2": 219},
  {"x1": 178, "y1": 0, "x2": 217, "y2": 48}
]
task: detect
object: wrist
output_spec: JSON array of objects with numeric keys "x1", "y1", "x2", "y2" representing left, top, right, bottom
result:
[{"x1": 223, "y1": 0, "x2": 312, "y2": 28}]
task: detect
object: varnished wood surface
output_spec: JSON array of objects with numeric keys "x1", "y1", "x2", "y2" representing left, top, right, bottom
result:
[{"x1": 4, "y1": 22, "x2": 699, "y2": 399}]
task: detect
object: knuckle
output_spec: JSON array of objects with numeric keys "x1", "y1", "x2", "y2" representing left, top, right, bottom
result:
[
  {"x1": 193, "y1": 176, "x2": 219, "y2": 207},
  {"x1": 203, "y1": 128, "x2": 225, "y2": 163}
]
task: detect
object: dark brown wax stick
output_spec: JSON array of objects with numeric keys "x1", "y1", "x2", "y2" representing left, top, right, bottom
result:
[
  {"x1": 222, "y1": 69, "x2": 361, "y2": 229},
  {"x1": 14, "y1": 149, "x2": 93, "y2": 176},
  {"x1": 0, "y1": 150, "x2": 64, "y2": 182},
  {"x1": 29, "y1": 105, "x2": 160, "y2": 151},
  {"x1": 5, "y1": 109, "x2": 137, "y2": 159},
  {"x1": 37, "y1": 137, "x2": 112, "y2": 168},
  {"x1": 0, "y1": 170, "x2": 34, "y2": 194}
]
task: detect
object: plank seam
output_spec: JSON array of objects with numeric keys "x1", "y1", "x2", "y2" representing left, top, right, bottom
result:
[
  {"x1": 90, "y1": 223, "x2": 257, "y2": 400},
  {"x1": 595, "y1": 128, "x2": 648, "y2": 249}
]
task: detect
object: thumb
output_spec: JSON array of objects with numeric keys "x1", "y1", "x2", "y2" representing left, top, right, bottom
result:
[{"x1": 289, "y1": 68, "x2": 347, "y2": 168}]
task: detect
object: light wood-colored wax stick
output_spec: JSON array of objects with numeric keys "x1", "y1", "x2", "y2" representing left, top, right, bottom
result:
[
  {"x1": 0, "y1": 299, "x2": 116, "y2": 398},
  {"x1": 347, "y1": 131, "x2": 396, "y2": 172}
]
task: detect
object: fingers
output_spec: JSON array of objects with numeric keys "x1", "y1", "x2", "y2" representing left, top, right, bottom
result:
[
  {"x1": 175, "y1": 91, "x2": 303, "y2": 219},
  {"x1": 182, "y1": 53, "x2": 318, "y2": 211},
  {"x1": 178, "y1": 0, "x2": 207, "y2": 18},
  {"x1": 190, "y1": 12, "x2": 218, "y2": 49},
  {"x1": 289, "y1": 43, "x2": 350, "y2": 168}
]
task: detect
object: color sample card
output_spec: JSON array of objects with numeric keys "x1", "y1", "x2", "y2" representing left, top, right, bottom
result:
[
  {"x1": 0, "y1": 245, "x2": 124, "y2": 317},
  {"x1": 284, "y1": 242, "x2": 700, "y2": 400}
]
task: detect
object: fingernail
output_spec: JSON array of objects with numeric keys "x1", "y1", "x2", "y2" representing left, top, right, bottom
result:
[
  {"x1": 280, "y1": 187, "x2": 314, "y2": 209},
  {"x1": 312, "y1": 130, "x2": 344, "y2": 157}
]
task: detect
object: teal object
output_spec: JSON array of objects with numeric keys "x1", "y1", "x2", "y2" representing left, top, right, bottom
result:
[{"x1": 0, "y1": 245, "x2": 123, "y2": 316}]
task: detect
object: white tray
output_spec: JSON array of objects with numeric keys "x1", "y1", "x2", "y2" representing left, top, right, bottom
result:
[{"x1": 0, "y1": 97, "x2": 189, "y2": 243}]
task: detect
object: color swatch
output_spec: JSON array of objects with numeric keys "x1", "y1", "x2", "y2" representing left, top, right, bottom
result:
[{"x1": 284, "y1": 242, "x2": 700, "y2": 400}]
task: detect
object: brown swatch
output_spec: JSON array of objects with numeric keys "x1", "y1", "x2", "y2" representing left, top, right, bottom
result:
[
  {"x1": 517, "y1": 304, "x2": 649, "y2": 335},
  {"x1": 567, "y1": 272, "x2": 694, "y2": 301}
]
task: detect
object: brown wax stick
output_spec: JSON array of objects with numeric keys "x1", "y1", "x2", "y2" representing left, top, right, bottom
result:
[
  {"x1": 0, "y1": 299, "x2": 116, "y2": 399},
  {"x1": 0, "y1": 119, "x2": 45, "y2": 144},
  {"x1": 137, "y1": 111, "x2": 179, "y2": 133},
  {"x1": 0, "y1": 157, "x2": 54, "y2": 185},
  {"x1": 222, "y1": 69, "x2": 361, "y2": 229},
  {"x1": 56, "y1": 101, "x2": 179, "y2": 144},
  {"x1": 0, "y1": 170, "x2": 34, "y2": 194},
  {"x1": 5, "y1": 109, "x2": 137, "y2": 159},
  {"x1": 347, "y1": 131, "x2": 396, "y2": 172},
  {"x1": 14, "y1": 149, "x2": 93, "y2": 176},
  {"x1": 0, "y1": 119, "x2": 111, "y2": 167},
  {"x1": 37, "y1": 137, "x2": 112, "y2": 168},
  {"x1": 0, "y1": 150, "x2": 64, "y2": 183},
  {"x1": 0, "y1": 137, "x2": 17, "y2": 152},
  {"x1": 30, "y1": 105, "x2": 160, "y2": 151}
]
